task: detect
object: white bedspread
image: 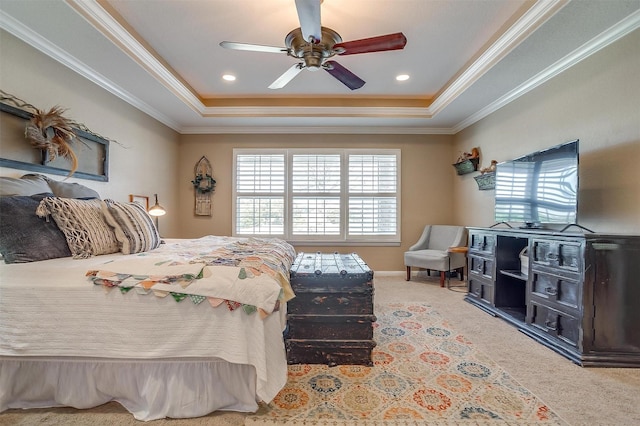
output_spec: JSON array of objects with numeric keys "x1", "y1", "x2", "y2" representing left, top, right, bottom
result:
[{"x1": 0, "y1": 237, "x2": 290, "y2": 412}]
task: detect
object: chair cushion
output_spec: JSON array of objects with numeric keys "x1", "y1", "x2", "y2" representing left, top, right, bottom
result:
[{"x1": 404, "y1": 249, "x2": 449, "y2": 271}]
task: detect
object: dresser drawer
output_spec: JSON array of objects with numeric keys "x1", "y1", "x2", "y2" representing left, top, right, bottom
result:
[
  {"x1": 530, "y1": 239, "x2": 582, "y2": 273},
  {"x1": 528, "y1": 301, "x2": 580, "y2": 349},
  {"x1": 286, "y1": 314, "x2": 376, "y2": 340},
  {"x1": 288, "y1": 290, "x2": 373, "y2": 315},
  {"x1": 469, "y1": 254, "x2": 494, "y2": 280},
  {"x1": 470, "y1": 232, "x2": 496, "y2": 255},
  {"x1": 468, "y1": 277, "x2": 493, "y2": 305},
  {"x1": 530, "y1": 270, "x2": 581, "y2": 313}
]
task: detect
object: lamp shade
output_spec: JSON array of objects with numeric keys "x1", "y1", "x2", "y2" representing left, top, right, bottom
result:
[{"x1": 148, "y1": 194, "x2": 166, "y2": 217}]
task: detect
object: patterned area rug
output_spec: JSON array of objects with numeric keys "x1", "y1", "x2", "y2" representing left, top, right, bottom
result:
[{"x1": 246, "y1": 302, "x2": 566, "y2": 425}]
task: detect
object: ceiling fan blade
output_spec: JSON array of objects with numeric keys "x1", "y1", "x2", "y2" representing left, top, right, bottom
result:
[
  {"x1": 324, "y1": 61, "x2": 365, "y2": 90},
  {"x1": 219, "y1": 41, "x2": 286, "y2": 54},
  {"x1": 268, "y1": 63, "x2": 304, "y2": 89},
  {"x1": 333, "y1": 32, "x2": 407, "y2": 55},
  {"x1": 295, "y1": 0, "x2": 322, "y2": 43}
]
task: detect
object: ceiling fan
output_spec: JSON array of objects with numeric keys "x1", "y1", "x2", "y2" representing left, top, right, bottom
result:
[{"x1": 219, "y1": 0, "x2": 407, "y2": 90}]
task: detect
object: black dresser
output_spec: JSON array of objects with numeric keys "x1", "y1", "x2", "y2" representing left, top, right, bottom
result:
[
  {"x1": 466, "y1": 227, "x2": 640, "y2": 367},
  {"x1": 286, "y1": 252, "x2": 376, "y2": 366}
]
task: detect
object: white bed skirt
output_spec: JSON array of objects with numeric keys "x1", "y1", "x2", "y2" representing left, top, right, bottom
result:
[{"x1": 0, "y1": 357, "x2": 259, "y2": 421}]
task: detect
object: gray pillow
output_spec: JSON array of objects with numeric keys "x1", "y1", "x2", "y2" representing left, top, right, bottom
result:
[
  {"x1": 0, "y1": 193, "x2": 72, "y2": 263},
  {"x1": 0, "y1": 175, "x2": 52, "y2": 196},
  {"x1": 45, "y1": 179, "x2": 100, "y2": 199}
]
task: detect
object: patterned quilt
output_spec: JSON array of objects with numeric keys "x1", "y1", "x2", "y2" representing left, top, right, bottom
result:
[{"x1": 87, "y1": 236, "x2": 297, "y2": 318}]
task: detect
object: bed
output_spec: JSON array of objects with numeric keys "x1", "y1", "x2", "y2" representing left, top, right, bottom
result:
[{"x1": 0, "y1": 175, "x2": 297, "y2": 421}]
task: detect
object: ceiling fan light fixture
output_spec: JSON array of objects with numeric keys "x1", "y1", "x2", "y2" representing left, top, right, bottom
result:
[
  {"x1": 222, "y1": 74, "x2": 236, "y2": 81},
  {"x1": 219, "y1": 1, "x2": 407, "y2": 91},
  {"x1": 396, "y1": 74, "x2": 410, "y2": 81}
]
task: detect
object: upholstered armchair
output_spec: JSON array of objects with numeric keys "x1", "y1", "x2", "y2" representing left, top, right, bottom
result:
[{"x1": 404, "y1": 225, "x2": 468, "y2": 287}]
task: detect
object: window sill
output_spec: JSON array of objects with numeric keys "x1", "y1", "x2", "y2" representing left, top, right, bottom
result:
[{"x1": 288, "y1": 240, "x2": 401, "y2": 247}]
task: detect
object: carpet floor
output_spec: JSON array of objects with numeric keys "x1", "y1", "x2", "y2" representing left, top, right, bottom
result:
[{"x1": 2, "y1": 275, "x2": 640, "y2": 425}]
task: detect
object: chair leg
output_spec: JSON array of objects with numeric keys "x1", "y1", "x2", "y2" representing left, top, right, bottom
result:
[
  {"x1": 439, "y1": 271, "x2": 445, "y2": 287},
  {"x1": 406, "y1": 266, "x2": 411, "y2": 281},
  {"x1": 458, "y1": 267, "x2": 464, "y2": 281}
]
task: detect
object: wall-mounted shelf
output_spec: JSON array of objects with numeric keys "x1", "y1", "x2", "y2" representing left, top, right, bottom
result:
[
  {"x1": 452, "y1": 158, "x2": 479, "y2": 175},
  {"x1": 474, "y1": 172, "x2": 495, "y2": 190}
]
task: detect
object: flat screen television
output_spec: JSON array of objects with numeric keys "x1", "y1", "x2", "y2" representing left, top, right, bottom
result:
[{"x1": 494, "y1": 140, "x2": 579, "y2": 229}]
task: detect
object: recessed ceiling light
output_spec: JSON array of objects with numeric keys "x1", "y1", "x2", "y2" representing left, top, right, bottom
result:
[
  {"x1": 222, "y1": 74, "x2": 236, "y2": 82},
  {"x1": 396, "y1": 74, "x2": 409, "y2": 81}
]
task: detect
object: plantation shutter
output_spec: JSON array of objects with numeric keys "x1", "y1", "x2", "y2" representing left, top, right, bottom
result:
[
  {"x1": 291, "y1": 154, "x2": 341, "y2": 235},
  {"x1": 233, "y1": 149, "x2": 400, "y2": 243},
  {"x1": 348, "y1": 154, "x2": 398, "y2": 236},
  {"x1": 235, "y1": 153, "x2": 285, "y2": 235}
]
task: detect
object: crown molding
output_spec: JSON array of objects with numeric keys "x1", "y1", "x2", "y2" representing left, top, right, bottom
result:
[
  {"x1": 428, "y1": 0, "x2": 570, "y2": 116},
  {"x1": 0, "y1": 9, "x2": 182, "y2": 132},
  {"x1": 65, "y1": 0, "x2": 203, "y2": 115},
  {"x1": 63, "y1": 0, "x2": 569, "y2": 125},
  {"x1": 452, "y1": 7, "x2": 640, "y2": 134},
  {"x1": 199, "y1": 106, "x2": 433, "y2": 118},
  {"x1": 3, "y1": 1, "x2": 637, "y2": 135},
  {"x1": 180, "y1": 126, "x2": 455, "y2": 135}
]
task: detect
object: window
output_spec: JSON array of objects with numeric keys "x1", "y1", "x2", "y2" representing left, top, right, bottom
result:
[
  {"x1": 235, "y1": 153, "x2": 285, "y2": 235},
  {"x1": 233, "y1": 149, "x2": 400, "y2": 244}
]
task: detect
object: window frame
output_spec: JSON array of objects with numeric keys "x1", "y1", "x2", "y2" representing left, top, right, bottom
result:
[{"x1": 233, "y1": 148, "x2": 401, "y2": 245}]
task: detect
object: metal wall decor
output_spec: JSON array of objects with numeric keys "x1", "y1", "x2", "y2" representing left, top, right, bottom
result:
[
  {"x1": 192, "y1": 156, "x2": 215, "y2": 216},
  {"x1": 452, "y1": 147, "x2": 480, "y2": 176}
]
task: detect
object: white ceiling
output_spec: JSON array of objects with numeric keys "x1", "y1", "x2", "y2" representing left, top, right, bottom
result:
[{"x1": 1, "y1": 0, "x2": 639, "y2": 134}]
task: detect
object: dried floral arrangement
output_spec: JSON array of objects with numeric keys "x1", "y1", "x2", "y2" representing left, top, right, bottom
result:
[
  {"x1": 1, "y1": 91, "x2": 120, "y2": 177},
  {"x1": 24, "y1": 105, "x2": 79, "y2": 175}
]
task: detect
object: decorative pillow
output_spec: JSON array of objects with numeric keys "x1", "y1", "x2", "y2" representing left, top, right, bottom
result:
[
  {"x1": 0, "y1": 175, "x2": 52, "y2": 196},
  {"x1": 46, "y1": 179, "x2": 100, "y2": 199},
  {"x1": 36, "y1": 197, "x2": 119, "y2": 259},
  {"x1": 101, "y1": 199, "x2": 161, "y2": 254},
  {"x1": 0, "y1": 193, "x2": 72, "y2": 263}
]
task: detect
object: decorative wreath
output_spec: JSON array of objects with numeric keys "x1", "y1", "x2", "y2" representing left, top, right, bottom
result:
[{"x1": 191, "y1": 173, "x2": 216, "y2": 194}]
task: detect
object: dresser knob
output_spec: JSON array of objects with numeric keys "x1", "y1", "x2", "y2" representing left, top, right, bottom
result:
[
  {"x1": 337, "y1": 297, "x2": 350, "y2": 305},
  {"x1": 312, "y1": 296, "x2": 327, "y2": 304},
  {"x1": 544, "y1": 287, "x2": 558, "y2": 296},
  {"x1": 544, "y1": 320, "x2": 557, "y2": 331}
]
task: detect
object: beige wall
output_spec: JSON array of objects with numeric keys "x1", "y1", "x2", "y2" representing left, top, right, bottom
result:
[
  {"x1": 177, "y1": 134, "x2": 456, "y2": 270},
  {"x1": 453, "y1": 29, "x2": 640, "y2": 234},
  {"x1": 0, "y1": 30, "x2": 181, "y2": 237}
]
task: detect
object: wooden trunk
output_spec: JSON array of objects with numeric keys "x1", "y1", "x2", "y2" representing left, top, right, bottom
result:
[
  {"x1": 286, "y1": 340, "x2": 376, "y2": 367},
  {"x1": 286, "y1": 252, "x2": 375, "y2": 366}
]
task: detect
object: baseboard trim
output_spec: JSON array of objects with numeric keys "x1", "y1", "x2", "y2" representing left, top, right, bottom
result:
[{"x1": 372, "y1": 271, "x2": 405, "y2": 277}]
